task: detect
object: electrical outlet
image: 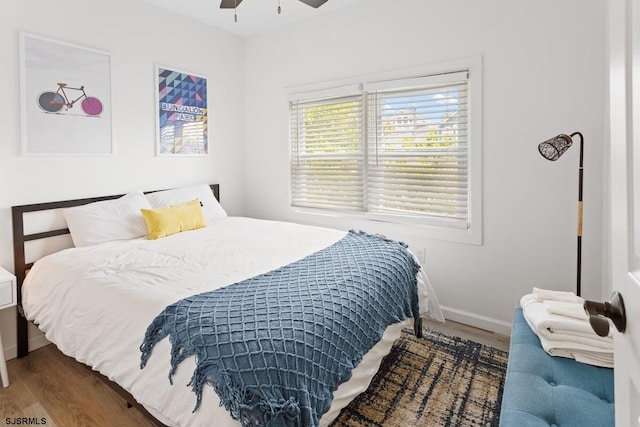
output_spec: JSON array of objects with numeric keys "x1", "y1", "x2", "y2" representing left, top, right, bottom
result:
[{"x1": 416, "y1": 248, "x2": 426, "y2": 264}]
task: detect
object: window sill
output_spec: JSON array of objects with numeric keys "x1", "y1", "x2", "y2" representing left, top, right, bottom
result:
[{"x1": 291, "y1": 207, "x2": 482, "y2": 245}]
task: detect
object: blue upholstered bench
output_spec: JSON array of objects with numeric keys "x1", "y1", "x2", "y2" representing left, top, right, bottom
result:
[{"x1": 499, "y1": 308, "x2": 614, "y2": 427}]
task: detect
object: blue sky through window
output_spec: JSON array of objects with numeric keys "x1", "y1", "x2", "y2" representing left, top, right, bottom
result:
[{"x1": 380, "y1": 88, "x2": 461, "y2": 126}]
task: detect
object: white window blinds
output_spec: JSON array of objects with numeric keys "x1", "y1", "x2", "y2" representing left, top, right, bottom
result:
[
  {"x1": 290, "y1": 70, "x2": 471, "y2": 226},
  {"x1": 290, "y1": 93, "x2": 365, "y2": 211},
  {"x1": 365, "y1": 72, "x2": 469, "y2": 222}
]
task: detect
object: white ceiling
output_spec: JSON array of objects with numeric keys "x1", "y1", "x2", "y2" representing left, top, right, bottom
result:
[{"x1": 140, "y1": 0, "x2": 365, "y2": 38}]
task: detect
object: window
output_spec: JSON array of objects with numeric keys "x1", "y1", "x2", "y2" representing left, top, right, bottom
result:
[
  {"x1": 290, "y1": 62, "x2": 481, "y2": 244},
  {"x1": 290, "y1": 92, "x2": 364, "y2": 211}
]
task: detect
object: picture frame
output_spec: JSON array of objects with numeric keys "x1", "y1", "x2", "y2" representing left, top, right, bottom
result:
[
  {"x1": 20, "y1": 33, "x2": 112, "y2": 156},
  {"x1": 155, "y1": 65, "x2": 209, "y2": 156}
]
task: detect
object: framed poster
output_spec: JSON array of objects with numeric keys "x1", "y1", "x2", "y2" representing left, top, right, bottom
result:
[
  {"x1": 20, "y1": 33, "x2": 112, "y2": 156},
  {"x1": 156, "y1": 65, "x2": 208, "y2": 156}
]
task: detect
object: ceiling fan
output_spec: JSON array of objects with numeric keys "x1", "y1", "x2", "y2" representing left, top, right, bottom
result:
[{"x1": 220, "y1": 0, "x2": 329, "y2": 10}]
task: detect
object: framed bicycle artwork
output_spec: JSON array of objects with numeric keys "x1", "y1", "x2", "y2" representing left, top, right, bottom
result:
[
  {"x1": 20, "y1": 33, "x2": 112, "y2": 155},
  {"x1": 156, "y1": 65, "x2": 208, "y2": 156}
]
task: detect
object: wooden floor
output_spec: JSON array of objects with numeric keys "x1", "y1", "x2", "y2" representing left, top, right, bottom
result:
[
  {"x1": 0, "y1": 345, "x2": 158, "y2": 427},
  {"x1": 423, "y1": 319, "x2": 510, "y2": 352},
  {"x1": 0, "y1": 320, "x2": 509, "y2": 426}
]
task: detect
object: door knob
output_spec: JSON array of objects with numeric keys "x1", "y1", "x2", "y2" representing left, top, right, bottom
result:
[{"x1": 583, "y1": 291, "x2": 626, "y2": 337}]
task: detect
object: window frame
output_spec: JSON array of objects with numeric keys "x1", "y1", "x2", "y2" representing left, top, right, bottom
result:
[{"x1": 288, "y1": 57, "x2": 482, "y2": 245}]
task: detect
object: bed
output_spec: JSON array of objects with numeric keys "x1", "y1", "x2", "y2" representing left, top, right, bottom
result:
[{"x1": 12, "y1": 184, "x2": 444, "y2": 427}]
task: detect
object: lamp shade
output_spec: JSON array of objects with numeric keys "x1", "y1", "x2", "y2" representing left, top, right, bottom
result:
[{"x1": 538, "y1": 134, "x2": 573, "y2": 161}]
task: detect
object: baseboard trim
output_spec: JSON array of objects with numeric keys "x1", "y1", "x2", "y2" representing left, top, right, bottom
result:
[
  {"x1": 440, "y1": 305, "x2": 512, "y2": 336},
  {"x1": 4, "y1": 332, "x2": 50, "y2": 361}
]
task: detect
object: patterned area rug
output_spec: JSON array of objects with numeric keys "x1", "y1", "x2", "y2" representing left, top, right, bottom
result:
[{"x1": 330, "y1": 328, "x2": 508, "y2": 427}]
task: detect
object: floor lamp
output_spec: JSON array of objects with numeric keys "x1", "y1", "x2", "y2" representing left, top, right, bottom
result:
[{"x1": 537, "y1": 131, "x2": 584, "y2": 297}]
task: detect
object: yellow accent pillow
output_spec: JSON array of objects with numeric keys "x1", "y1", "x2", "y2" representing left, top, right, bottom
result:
[{"x1": 140, "y1": 199, "x2": 207, "y2": 240}]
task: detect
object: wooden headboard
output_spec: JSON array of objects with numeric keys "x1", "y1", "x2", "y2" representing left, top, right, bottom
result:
[{"x1": 11, "y1": 184, "x2": 220, "y2": 358}]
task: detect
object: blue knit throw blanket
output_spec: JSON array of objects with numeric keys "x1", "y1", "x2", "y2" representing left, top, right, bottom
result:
[{"x1": 139, "y1": 230, "x2": 420, "y2": 427}]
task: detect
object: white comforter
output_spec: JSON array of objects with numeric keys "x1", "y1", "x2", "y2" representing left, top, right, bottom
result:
[{"x1": 22, "y1": 217, "x2": 443, "y2": 426}]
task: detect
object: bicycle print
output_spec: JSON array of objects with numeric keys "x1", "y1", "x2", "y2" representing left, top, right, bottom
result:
[{"x1": 37, "y1": 83, "x2": 103, "y2": 116}]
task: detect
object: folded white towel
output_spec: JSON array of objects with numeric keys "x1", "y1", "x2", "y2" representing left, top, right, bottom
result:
[
  {"x1": 533, "y1": 287, "x2": 584, "y2": 304},
  {"x1": 520, "y1": 294, "x2": 613, "y2": 368},
  {"x1": 522, "y1": 294, "x2": 613, "y2": 343},
  {"x1": 543, "y1": 300, "x2": 588, "y2": 320},
  {"x1": 537, "y1": 334, "x2": 614, "y2": 368}
]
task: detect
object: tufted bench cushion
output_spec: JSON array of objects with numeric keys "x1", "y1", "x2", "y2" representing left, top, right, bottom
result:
[{"x1": 499, "y1": 308, "x2": 614, "y2": 427}]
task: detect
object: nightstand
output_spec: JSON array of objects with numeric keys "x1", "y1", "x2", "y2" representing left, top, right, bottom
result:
[{"x1": 0, "y1": 267, "x2": 16, "y2": 388}]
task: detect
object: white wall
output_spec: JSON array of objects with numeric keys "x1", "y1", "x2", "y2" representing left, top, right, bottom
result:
[
  {"x1": 0, "y1": 0, "x2": 246, "y2": 357},
  {"x1": 244, "y1": 0, "x2": 606, "y2": 333},
  {"x1": 0, "y1": 0, "x2": 607, "y2": 359}
]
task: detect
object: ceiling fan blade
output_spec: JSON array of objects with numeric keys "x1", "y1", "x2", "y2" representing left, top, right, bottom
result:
[
  {"x1": 298, "y1": 0, "x2": 329, "y2": 8},
  {"x1": 220, "y1": 0, "x2": 243, "y2": 8}
]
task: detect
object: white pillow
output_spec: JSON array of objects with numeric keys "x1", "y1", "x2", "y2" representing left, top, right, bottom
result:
[
  {"x1": 145, "y1": 184, "x2": 227, "y2": 223},
  {"x1": 63, "y1": 192, "x2": 152, "y2": 247}
]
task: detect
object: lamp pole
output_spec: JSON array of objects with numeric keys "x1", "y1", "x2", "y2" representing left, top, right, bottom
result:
[{"x1": 573, "y1": 131, "x2": 584, "y2": 297}]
